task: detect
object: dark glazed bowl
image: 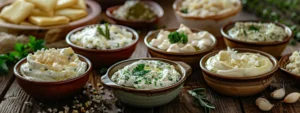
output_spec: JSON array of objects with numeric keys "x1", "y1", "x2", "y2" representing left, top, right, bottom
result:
[
  {"x1": 279, "y1": 53, "x2": 300, "y2": 85},
  {"x1": 200, "y1": 48, "x2": 278, "y2": 96},
  {"x1": 144, "y1": 28, "x2": 217, "y2": 68},
  {"x1": 221, "y1": 20, "x2": 292, "y2": 58},
  {"x1": 66, "y1": 24, "x2": 139, "y2": 68},
  {"x1": 14, "y1": 54, "x2": 92, "y2": 101},
  {"x1": 106, "y1": 1, "x2": 164, "y2": 28},
  {"x1": 101, "y1": 58, "x2": 192, "y2": 107},
  {"x1": 0, "y1": 0, "x2": 101, "y2": 42}
]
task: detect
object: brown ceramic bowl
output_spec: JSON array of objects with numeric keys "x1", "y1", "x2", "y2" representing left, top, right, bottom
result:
[
  {"x1": 13, "y1": 54, "x2": 92, "y2": 101},
  {"x1": 106, "y1": 1, "x2": 164, "y2": 28},
  {"x1": 279, "y1": 53, "x2": 300, "y2": 85},
  {"x1": 66, "y1": 24, "x2": 139, "y2": 68},
  {"x1": 221, "y1": 21, "x2": 292, "y2": 58},
  {"x1": 101, "y1": 58, "x2": 192, "y2": 107},
  {"x1": 0, "y1": 0, "x2": 101, "y2": 43},
  {"x1": 173, "y1": 0, "x2": 242, "y2": 36},
  {"x1": 144, "y1": 28, "x2": 217, "y2": 68},
  {"x1": 200, "y1": 48, "x2": 278, "y2": 96}
]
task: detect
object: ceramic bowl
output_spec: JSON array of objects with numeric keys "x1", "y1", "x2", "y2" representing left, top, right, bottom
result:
[
  {"x1": 101, "y1": 58, "x2": 192, "y2": 107},
  {"x1": 173, "y1": 0, "x2": 242, "y2": 36},
  {"x1": 0, "y1": 0, "x2": 101, "y2": 43},
  {"x1": 66, "y1": 24, "x2": 139, "y2": 68},
  {"x1": 221, "y1": 21, "x2": 292, "y2": 58},
  {"x1": 279, "y1": 53, "x2": 300, "y2": 85},
  {"x1": 144, "y1": 28, "x2": 217, "y2": 68},
  {"x1": 14, "y1": 54, "x2": 92, "y2": 101},
  {"x1": 200, "y1": 48, "x2": 278, "y2": 96},
  {"x1": 106, "y1": 1, "x2": 164, "y2": 28}
]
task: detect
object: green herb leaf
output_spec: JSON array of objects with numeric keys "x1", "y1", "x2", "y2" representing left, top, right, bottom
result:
[
  {"x1": 188, "y1": 88, "x2": 215, "y2": 113},
  {"x1": 180, "y1": 8, "x2": 188, "y2": 13},
  {"x1": 97, "y1": 24, "x2": 110, "y2": 40},
  {"x1": 105, "y1": 23, "x2": 110, "y2": 40},
  {"x1": 132, "y1": 64, "x2": 150, "y2": 76},
  {"x1": 0, "y1": 59, "x2": 8, "y2": 74},
  {"x1": 249, "y1": 25, "x2": 260, "y2": 31},
  {"x1": 168, "y1": 31, "x2": 188, "y2": 44}
]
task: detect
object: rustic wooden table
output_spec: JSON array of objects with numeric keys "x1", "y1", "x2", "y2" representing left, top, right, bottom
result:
[{"x1": 1, "y1": 1, "x2": 300, "y2": 113}]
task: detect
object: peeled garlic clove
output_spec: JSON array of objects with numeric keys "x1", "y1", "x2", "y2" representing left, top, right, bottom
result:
[
  {"x1": 255, "y1": 97, "x2": 274, "y2": 111},
  {"x1": 284, "y1": 92, "x2": 300, "y2": 103},
  {"x1": 270, "y1": 88, "x2": 285, "y2": 99}
]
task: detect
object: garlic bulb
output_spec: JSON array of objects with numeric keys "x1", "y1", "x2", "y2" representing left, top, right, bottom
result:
[
  {"x1": 255, "y1": 97, "x2": 274, "y2": 111},
  {"x1": 284, "y1": 92, "x2": 300, "y2": 103},
  {"x1": 270, "y1": 88, "x2": 285, "y2": 99}
]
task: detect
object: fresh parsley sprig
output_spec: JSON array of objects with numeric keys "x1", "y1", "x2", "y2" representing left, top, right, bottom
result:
[
  {"x1": 132, "y1": 64, "x2": 150, "y2": 76},
  {"x1": 97, "y1": 23, "x2": 110, "y2": 40},
  {"x1": 188, "y1": 88, "x2": 215, "y2": 113},
  {"x1": 168, "y1": 31, "x2": 188, "y2": 44},
  {"x1": 0, "y1": 36, "x2": 45, "y2": 75}
]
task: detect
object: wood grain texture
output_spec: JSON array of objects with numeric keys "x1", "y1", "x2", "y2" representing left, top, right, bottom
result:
[{"x1": 0, "y1": 66, "x2": 15, "y2": 101}]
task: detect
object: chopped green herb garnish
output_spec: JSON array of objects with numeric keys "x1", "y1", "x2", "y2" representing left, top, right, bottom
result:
[
  {"x1": 180, "y1": 8, "x2": 188, "y2": 13},
  {"x1": 132, "y1": 64, "x2": 150, "y2": 76},
  {"x1": 249, "y1": 25, "x2": 260, "y2": 31},
  {"x1": 97, "y1": 23, "x2": 110, "y2": 40},
  {"x1": 168, "y1": 31, "x2": 188, "y2": 44}
]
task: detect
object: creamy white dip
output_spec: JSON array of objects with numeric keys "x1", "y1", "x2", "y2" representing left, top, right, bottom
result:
[
  {"x1": 111, "y1": 60, "x2": 181, "y2": 90},
  {"x1": 286, "y1": 51, "x2": 300, "y2": 75},
  {"x1": 206, "y1": 48, "x2": 273, "y2": 77},
  {"x1": 228, "y1": 22, "x2": 286, "y2": 42},
  {"x1": 150, "y1": 24, "x2": 213, "y2": 53},
  {"x1": 20, "y1": 47, "x2": 87, "y2": 82},
  {"x1": 70, "y1": 24, "x2": 133, "y2": 50},
  {"x1": 180, "y1": 0, "x2": 239, "y2": 17}
]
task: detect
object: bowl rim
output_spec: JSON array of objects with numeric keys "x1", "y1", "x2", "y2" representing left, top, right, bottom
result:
[
  {"x1": 105, "y1": 0, "x2": 164, "y2": 23},
  {"x1": 0, "y1": 0, "x2": 101, "y2": 29},
  {"x1": 172, "y1": 0, "x2": 242, "y2": 21},
  {"x1": 278, "y1": 53, "x2": 300, "y2": 78},
  {"x1": 221, "y1": 20, "x2": 293, "y2": 46},
  {"x1": 101, "y1": 58, "x2": 191, "y2": 93},
  {"x1": 200, "y1": 48, "x2": 278, "y2": 80},
  {"x1": 144, "y1": 28, "x2": 217, "y2": 56},
  {"x1": 13, "y1": 54, "x2": 92, "y2": 84},
  {"x1": 66, "y1": 24, "x2": 139, "y2": 52}
]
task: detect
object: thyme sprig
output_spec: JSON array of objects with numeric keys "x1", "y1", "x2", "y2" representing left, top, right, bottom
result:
[{"x1": 188, "y1": 88, "x2": 215, "y2": 113}]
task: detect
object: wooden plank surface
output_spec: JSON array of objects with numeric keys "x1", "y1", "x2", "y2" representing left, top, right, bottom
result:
[{"x1": 0, "y1": 66, "x2": 15, "y2": 101}]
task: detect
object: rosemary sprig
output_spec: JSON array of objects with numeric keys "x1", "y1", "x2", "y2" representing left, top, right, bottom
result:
[
  {"x1": 97, "y1": 23, "x2": 110, "y2": 40},
  {"x1": 188, "y1": 88, "x2": 215, "y2": 113}
]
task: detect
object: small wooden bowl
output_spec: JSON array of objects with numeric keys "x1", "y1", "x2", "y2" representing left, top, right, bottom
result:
[
  {"x1": 200, "y1": 48, "x2": 278, "y2": 96},
  {"x1": 221, "y1": 20, "x2": 292, "y2": 58},
  {"x1": 0, "y1": 0, "x2": 101, "y2": 43},
  {"x1": 106, "y1": 1, "x2": 164, "y2": 28},
  {"x1": 66, "y1": 24, "x2": 139, "y2": 68},
  {"x1": 144, "y1": 28, "x2": 217, "y2": 68},
  {"x1": 279, "y1": 53, "x2": 300, "y2": 85},
  {"x1": 173, "y1": 0, "x2": 242, "y2": 36},
  {"x1": 14, "y1": 54, "x2": 92, "y2": 101},
  {"x1": 101, "y1": 58, "x2": 192, "y2": 107}
]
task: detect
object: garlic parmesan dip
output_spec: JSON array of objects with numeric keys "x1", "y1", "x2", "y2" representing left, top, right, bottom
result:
[
  {"x1": 113, "y1": 1, "x2": 156, "y2": 21},
  {"x1": 286, "y1": 51, "x2": 300, "y2": 75},
  {"x1": 70, "y1": 24, "x2": 134, "y2": 50},
  {"x1": 111, "y1": 60, "x2": 181, "y2": 90},
  {"x1": 206, "y1": 48, "x2": 273, "y2": 77},
  {"x1": 228, "y1": 22, "x2": 286, "y2": 42},
  {"x1": 20, "y1": 48, "x2": 87, "y2": 82},
  {"x1": 150, "y1": 24, "x2": 213, "y2": 53},
  {"x1": 179, "y1": 0, "x2": 239, "y2": 17}
]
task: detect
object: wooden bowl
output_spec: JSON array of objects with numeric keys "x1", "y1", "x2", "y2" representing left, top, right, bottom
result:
[
  {"x1": 106, "y1": 1, "x2": 164, "y2": 28},
  {"x1": 66, "y1": 24, "x2": 139, "y2": 68},
  {"x1": 144, "y1": 28, "x2": 217, "y2": 68},
  {"x1": 200, "y1": 48, "x2": 278, "y2": 96},
  {"x1": 173, "y1": 0, "x2": 242, "y2": 36},
  {"x1": 0, "y1": 0, "x2": 101, "y2": 43},
  {"x1": 101, "y1": 58, "x2": 192, "y2": 107},
  {"x1": 221, "y1": 21, "x2": 292, "y2": 58},
  {"x1": 279, "y1": 53, "x2": 300, "y2": 85},
  {"x1": 13, "y1": 54, "x2": 92, "y2": 101}
]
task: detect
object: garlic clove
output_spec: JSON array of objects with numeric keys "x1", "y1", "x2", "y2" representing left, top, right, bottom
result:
[
  {"x1": 255, "y1": 97, "x2": 274, "y2": 111},
  {"x1": 270, "y1": 88, "x2": 285, "y2": 99},
  {"x1": 284, "y1": 92, "x2": 300, "y2": 103}
]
